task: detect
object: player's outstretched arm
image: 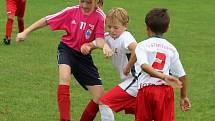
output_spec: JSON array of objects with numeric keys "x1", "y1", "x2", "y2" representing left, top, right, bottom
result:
[
  {"x1": 81, "y1": 42, "x2": 97, "y2": 55},
  {"x1": 95, "y1": 38, "x2": 113, "y2": 58},
  {"x1": 179, "y1": 76, "x2": 191, "y2": 112},
  {"x1": 16, "y1": 18, "x2": 47, "y2": 42},
  {"x1": 141, "y1": 64, "x2": 182, "y2": 89}
]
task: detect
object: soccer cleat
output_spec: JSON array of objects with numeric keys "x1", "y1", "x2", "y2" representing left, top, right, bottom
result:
[{"x1": 3, "y1": 38, "x2": 11, "y2": 45}]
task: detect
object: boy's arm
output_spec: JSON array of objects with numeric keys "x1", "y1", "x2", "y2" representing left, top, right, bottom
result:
[
  {"x1": 141, "y1": 64, "x2": 182, "y2": 89},
  {"x1": 80, "y1": 38, "x2": 112, "y2": 57},
  {"x1": 95, "y1": 38, "x2": 112, "y2": 57},
  {"x1": 179, "y1": 76, "x2": 191, "y2": 112},
  {"x1": 123, "y1": 42, "x2": 137, "y2": 76},
  {"x1": 16, "y1": 18, "x2": 47, "y2": 42},
  {"x1": 81, "y1": 41, "x2": 97, "y2": 55}
]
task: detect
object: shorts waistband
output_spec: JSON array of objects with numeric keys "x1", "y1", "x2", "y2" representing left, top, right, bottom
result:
[{"x1": 140, "y1": 83, "x2": 167, "y2": 88}]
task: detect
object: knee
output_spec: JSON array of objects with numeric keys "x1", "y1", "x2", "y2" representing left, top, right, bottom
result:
[
  {"x1": 59, "y1": 76, "x2": 70, "y2": 85},
  {"x1": 7, "y1": 15, "x2": 14, "y2": 20},
  {"x1": 93, "y1": 90, "x2": 105, "y2": 103}
]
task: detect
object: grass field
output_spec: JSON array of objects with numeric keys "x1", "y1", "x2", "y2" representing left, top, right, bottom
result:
[{"x1": 1, "y1": 0, "x2": 215, "y2": 121}]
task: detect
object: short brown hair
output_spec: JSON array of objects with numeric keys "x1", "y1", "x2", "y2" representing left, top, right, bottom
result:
[
  {"x1": 145, "y1": 8, "x2": 170, "y2": 34},
  {"x1": 106, "y1": 7, "x2": 129, "y2": 25}
]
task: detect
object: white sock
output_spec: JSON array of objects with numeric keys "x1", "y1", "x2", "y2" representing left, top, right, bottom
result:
[{"x1": 99, "y1": 104, "x2": 115, "y2": 121}]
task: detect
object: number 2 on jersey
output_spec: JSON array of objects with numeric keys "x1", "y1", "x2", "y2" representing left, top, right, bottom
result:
[{"x1": 152, "y1": 52, "x2": 166, "y2": 72}]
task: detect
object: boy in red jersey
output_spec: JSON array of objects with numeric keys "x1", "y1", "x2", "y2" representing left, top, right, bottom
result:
[
  {"x1": 125, "y1": 8, "x2": 191, "y2": 121},
  {"x1": 4, "y1": 0, "x2": 26, "y2": 45},
  {"x1": 16, "y1": 0, "x2": 112, "y2": 121}
]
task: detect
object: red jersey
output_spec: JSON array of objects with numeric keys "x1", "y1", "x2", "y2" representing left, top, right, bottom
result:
[{"x1": 45, "y1": 5, "x2": 105, "y2": 52}]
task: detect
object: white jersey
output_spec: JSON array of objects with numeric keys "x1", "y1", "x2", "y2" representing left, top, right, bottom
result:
[
  {"x1": 105, "y1": 31, "x2": 138, "y2": 96},
  {"x1": 135, "y1": 37, "x2": 186, "y2": 89}
]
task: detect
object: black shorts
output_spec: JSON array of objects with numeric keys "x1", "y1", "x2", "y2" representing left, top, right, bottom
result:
[{"x1": 57, "y1": 42, "x2": 102, "y2": 90}]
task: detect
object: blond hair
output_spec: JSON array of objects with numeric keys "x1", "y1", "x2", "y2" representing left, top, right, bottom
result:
[{"x1": 106, "y1": 7, "x2": 129, "y2": 25}]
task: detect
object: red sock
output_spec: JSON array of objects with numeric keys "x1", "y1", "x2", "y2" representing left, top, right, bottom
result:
[
  {"x1": 80, "y1": 100, "x2": 99, "y2": 121},
  {"x1": 6, "y1": 18, "x2": 14, "y2": 38},
  {"x1": 57, "y1": 85, "x2": 70, "y2": 121},
  {"x1": 18, "y1": 18, "x2": 24, "y2": 32}
]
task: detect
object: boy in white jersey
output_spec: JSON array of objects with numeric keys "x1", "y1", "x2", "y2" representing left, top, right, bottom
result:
[
  {"x1": 99, "y1": 8, "x2": 138, "y2": 120},
  {"x1": 125, "y1": 8, "x2": 191, "y2": 121},
  {"x1": 16, "y1": 0, "x2": 112, "y2": 121},
  {"x1": 81, "y1": 7, "x2": 137, "y2": 121}
]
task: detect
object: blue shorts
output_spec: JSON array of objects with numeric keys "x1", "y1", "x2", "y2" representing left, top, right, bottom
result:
[{"x1": 57, "y1": 42, "x2": 102, "y2": 90}]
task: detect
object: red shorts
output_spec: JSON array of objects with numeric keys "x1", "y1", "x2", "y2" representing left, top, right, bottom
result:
[
  {"x1": 100, "y1": 85, "x2": 136, "y2": 114},
  {"x1": 135, "y1": 85, "x2": 174, "y2": 121},
  {"x1": 6, "y1": 0, "x2": 26, "y2": 17}
]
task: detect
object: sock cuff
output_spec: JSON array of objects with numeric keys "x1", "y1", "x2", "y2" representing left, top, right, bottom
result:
[
  {"x1": 7, "y1": 18, "x2": 14, "y2": 22},
  {"x1": 90, "y1": 100, "x2": 98, "y2": 108},
  {"x1": 58, "y1": 85, "x2": 70, "y2": 94}
]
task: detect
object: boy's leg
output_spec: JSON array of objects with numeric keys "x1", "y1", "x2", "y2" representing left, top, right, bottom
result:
[
  {"x1": 80, "y1": 85, "x2": 104, "y2": 121},
  {"x1": 99, "y1": 104, "x2": 114, "y2": 121},
  {"x1": 80, "y1": 100, "x2": 99, "y2": 121},
  {"x1": 16, "y1": 0, "x2": 26, "y2": 32},
  {"x1": 5, "y1": 17, "x2": 14, "y2": 39},
  {"x1": 100, "y1": 85, "x2": 136, "y2": 114},
  {"x1": 58, "y1": 64, "x2": 71, "y2": 121},
  {"x1": 135, "y1": 87, "x2": 152, "y2": 121},
  {"x1": 4, "y1": 0, "x2": 16, "y2": 44},
  {"x1": 17, "y1": 17, "x2": 24, "y2": 32},
  {"x1": 99, "y1": 85, "x2": 136, "y2": 121}
]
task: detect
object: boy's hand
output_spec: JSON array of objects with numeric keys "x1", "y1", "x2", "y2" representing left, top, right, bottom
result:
[
  {"x1": 103, "y1": 44, "x2": 113, "y2": 58},
  {"x1": 81, "y1": 43, "x2": 92, "y2": 55},
  {"x1": 123, "y1": 66, "x2": 131, "y2": 76},
  {"x1": 164, "y1": 75, "x2": 182, "y2": 89},
  {"x1": 16, "y1": 32, "x2": 27, "y2": 42},
  {"x1": 180, "y1": 97, "x2": 191, "y2": 112}
]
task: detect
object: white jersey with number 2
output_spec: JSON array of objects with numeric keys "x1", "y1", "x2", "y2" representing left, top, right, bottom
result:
[{"x1": 135, "y1": 37, "x2": 186, "y2": 89}]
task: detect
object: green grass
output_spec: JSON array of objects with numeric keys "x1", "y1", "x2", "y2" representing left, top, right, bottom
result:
[{"x1": 1, "y1": 0, "x2": 215, "y2": 120}]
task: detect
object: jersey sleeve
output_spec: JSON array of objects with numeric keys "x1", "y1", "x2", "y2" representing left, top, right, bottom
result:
[
  {"x1": 95, "y1": 14, "x2": 105, "y2": 39},
  {"x1": 104, "y1": 32, "x2": 110, "y2": 42},
  {"x1": 45, "y1": 7, "x2": 72, "y2": 31},
  {"x1": 123, "y1": 32, "x2": 137, "y2": 49},
  {"x1": 135, "y1": 43, "x2": 148, "y2": 66},
  {"x1": 170, "y1": 51, "x2": 186, "y2": 77}
]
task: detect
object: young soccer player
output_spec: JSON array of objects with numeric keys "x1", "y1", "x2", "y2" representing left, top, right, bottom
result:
[
  {"x1": 98, "y1": 8, "x2": 138, "y2": 120},
  {"x1": 4, "y1": 0, "x2": 26, "y2": 45},
  {"x1": 81, "y1": 7, "x2": 182, "y2": 121},
  {"x1": 125, "y1": 8, "x2": 191, "y2": 121},
  {"x1": 16, "y1": 0, "x2": 112, "y2": 121},
  {"x1": 93, "y1": 7, "x2": 138, "y2": 120}
]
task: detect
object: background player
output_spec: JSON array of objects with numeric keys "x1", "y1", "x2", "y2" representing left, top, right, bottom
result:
[{"x1": 4, "y1": 0, "x2": 26, "y2": 45}]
